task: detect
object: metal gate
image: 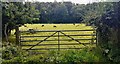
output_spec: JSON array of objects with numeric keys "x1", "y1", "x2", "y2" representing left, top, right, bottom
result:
[{"x1": 16, "y1": 29, "x2": 97, "y2": 52}]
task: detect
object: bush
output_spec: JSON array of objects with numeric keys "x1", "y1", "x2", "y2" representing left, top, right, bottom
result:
[
  {"x1": 2, "y1": 47, "x2": 106, "y2": 64},
  {"x1": 43, "y1": 47, "x2": 105, "y2": 63},
  {"x1": 2, "y1": 45, "x2": 18, "y2": 60},
  {"x1": 57, "y1": 49, "x2": 101, "y2": 62},
  {"x1": 2, "y1": 45, "x2": 28, "y2": 60}
]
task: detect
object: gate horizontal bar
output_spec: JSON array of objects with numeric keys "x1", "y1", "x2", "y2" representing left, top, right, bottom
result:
[
  {"x1": 20, "y1": 38, "x2": 96, "y2": 42},
  {"x1": 21, "y1": 43, "x2": 96, "y2": 46},
  {"x1": 22, "y1": 48, "x2": 84, "y2": 50},
  {"x1": 20, "y1": 29, "x2": 95, "y2": 33},
  {"x1": 21, "y1": 34, "x2": 96, "y2": 38}
]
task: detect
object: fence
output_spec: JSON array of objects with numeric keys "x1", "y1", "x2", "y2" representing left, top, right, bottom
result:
[{"x1": 15, "y1": 26, "x2": 97, "y2": 52}]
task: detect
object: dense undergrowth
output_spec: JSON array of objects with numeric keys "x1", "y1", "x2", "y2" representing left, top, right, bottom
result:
[{"x1": 2, "y1": 45, "x2": 109, "y2": 64}]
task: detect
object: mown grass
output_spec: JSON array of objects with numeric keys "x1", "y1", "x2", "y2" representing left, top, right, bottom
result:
[
  {"x1": 11, "y1": 24, "x2": 93, "y2": 33},
  {"x1": 11, "y1": 24, "x2": 96, "y2": 53}
]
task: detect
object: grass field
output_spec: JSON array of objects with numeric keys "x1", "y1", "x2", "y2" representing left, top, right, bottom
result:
[{"x1": 11, "y1": 24, "x2": 96, "y2": 54}]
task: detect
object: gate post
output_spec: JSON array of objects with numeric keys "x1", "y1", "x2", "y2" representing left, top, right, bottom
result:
[
  {"x1": 15, "y1": 25, "x2": 20, "y2": 46},
  {"x1": 96, "y1": 28, "x2": 99, "y2": 46},
  {"x1": 58, "y1": 31, "x2": 60, "y2": 51}
]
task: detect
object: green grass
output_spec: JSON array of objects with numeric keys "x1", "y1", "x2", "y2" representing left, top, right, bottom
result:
[
  {"x1": 11, "y1": 24, "x2": 96, "y2": 53},
  {"x1": 11, "y1": 24, "x2": 93, "y2": 33}
]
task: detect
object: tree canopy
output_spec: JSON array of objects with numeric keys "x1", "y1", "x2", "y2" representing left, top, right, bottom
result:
[{"x1": 2, "y1": 2, "x2": 39, "y2": 36}]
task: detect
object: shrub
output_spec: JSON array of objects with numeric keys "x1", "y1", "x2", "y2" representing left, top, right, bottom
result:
[
  {"x1": 2, "y1": 46, "x2": 17, "y2": 60},
  {"x1": 2, "y1": 45, "x2": 28, "y2": 60},
  {"x1": 2, "y1": 47, "x2": 106, "y2": 64}
]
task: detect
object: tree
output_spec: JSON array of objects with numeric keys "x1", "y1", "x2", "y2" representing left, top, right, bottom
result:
[
  {"x1": 71, "y1": 4, "x2": 85, "y2": 23},
  {"x1": 97, "y1": 2, "x2": 120, "y2": 61},
  {"x1": 2, "y1": 2, "x2": 39, "y2": 44},
  {"x1": 82, "y1": 2, "x2": 114, "y2": 26}
]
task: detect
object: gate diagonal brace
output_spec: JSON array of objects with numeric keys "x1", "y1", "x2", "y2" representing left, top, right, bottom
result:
[
  {"x1": 27, "y1": 31, "x2": 57, "y2": 50},
  {"x1": 60, "y1": 31, "x2": 86, "y2": 46}
]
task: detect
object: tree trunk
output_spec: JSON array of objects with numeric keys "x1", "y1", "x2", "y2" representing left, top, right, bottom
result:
[
  {"x1": 8, "y1": 29, "x2": 12, "y2": 36},
  {"x1": 4, "y1": 23, "x2": 9, "y2": 45},
  {"x1": 15, "y1": 25, "x2": 20, "y2": 45}
]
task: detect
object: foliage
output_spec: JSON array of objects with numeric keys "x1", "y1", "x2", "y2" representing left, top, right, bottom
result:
[
  {"x1": 33, "y1": 2, "x2": 116, "y2": 24},
  {"x1": 2, "y1": 47, "x2": 106, "y2": 64},
  {"x1": 82, "y1": 2, "x2": 114, "y2": 26},
  {"x1": 2, "y1": 2, "x2": 40, "y2": 37},
  {"x1": 45, "y1": 47, "x2": 106, "y2": 63},
  {"x1": 35, "y1": 2, "x2": 85, "y2": 23},
  {"x1": 2, "y1": 45, "x2": 19, "y2": 60},
  {"x1": 97, "y1": 2, "x2": 120, "y2": 62}
]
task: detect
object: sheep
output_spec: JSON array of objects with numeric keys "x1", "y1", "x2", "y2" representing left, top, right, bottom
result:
[
  {"x1": 41, "y1": 25, "x2": 44, "y2": 27},
  {"x1": 53, "y1": 26, "x2": 57, "y2": 27},
  {"x1": 28, "y1": 29, "x2": 36, "y2": 34},
  {"x1": 73, "y1": 23, "x2": 75, "y2": 25},
  {"x1": 24, "y1": 25, "x2": 27, "y2": 27},
  {"x1": 76, "y1": 25, "x2": 79, "y2": 27}
]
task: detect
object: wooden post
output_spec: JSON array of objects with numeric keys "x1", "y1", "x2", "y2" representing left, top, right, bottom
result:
[
  {"x1": 96, "y1": 28, "x2": 99, "y2": 46},
  {"x1": 15, "y1": 25, "x2": 20, "y2": 46},
  {"x1": 91, "y1": 30, "x2": 95, "y2": 44},
  {"x1": 4, "y1": 23, "x2": 9, "y2": 45},
  {"x1": 58, "y1": 31, "x2": 60, "y2": 51}
]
